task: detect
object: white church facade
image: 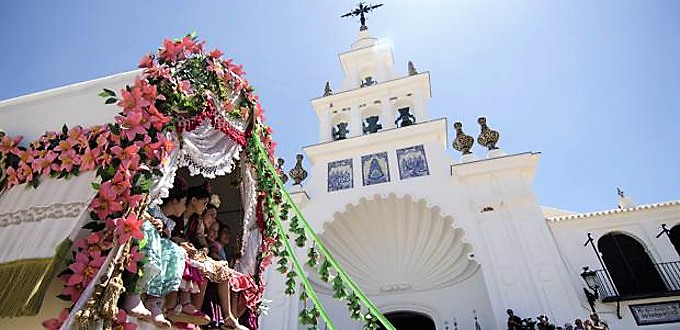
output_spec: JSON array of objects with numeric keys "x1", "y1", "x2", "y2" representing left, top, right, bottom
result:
[
  {"x1": 0, "y1": 28, "x2": 678, "y2": 330},
  {"x1": 259, "y1": 28, "x2": 680, "y2": 330}
]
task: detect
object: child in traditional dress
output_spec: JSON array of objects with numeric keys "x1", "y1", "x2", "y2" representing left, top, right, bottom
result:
[
  {"x1": 123, "y1": 178, "x2": 188, "y2": 328},
  {"x1": 144, "y1": 182, "x2": 190, "y2": 327},
  {"x1": 169, "y1": 184, "x2": 212, "y2": 326}
]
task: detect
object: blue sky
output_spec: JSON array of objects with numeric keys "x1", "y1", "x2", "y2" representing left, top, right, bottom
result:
[{"x1": 1, "y1": 1, "x2": 678, "y2": 213}]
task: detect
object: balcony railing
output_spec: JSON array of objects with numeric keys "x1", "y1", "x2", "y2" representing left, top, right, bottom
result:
[{"x1": 592, "y1": 261, "x2": 680, "y2": 301}]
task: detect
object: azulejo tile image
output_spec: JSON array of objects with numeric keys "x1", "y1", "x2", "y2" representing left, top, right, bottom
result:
[
  {"x1": 361, "y1": 151, "x2": 390, "y2": 186},
  {"x1": 327, "y1": 158, "x2": 353, "y2": 192},
  {"x1": 396, "y1": 145, "x2": 430, "y2": 180}
]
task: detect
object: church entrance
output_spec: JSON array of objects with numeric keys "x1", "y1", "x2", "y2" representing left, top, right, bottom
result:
[{"x1": 379, "y1": 311, "x2": 436, "y2": 330}]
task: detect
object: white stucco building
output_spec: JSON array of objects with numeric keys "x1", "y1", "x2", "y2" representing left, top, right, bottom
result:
[
  {"x1": 259, "y1": 28, "x2": 680, "y2": 330},
  {"x1": 0, "y1": 27, "x2": 679, "y2": 330}
]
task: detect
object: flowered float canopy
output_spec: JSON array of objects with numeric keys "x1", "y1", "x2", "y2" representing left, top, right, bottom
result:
[{"x1": 0, "y1": 34, "x2": 396, "y2": 330}]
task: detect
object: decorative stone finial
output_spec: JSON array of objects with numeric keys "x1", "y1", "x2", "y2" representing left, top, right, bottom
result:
[
  {"x1": 323, "y1": 81, "x2": 333, "y2": 97},
  {"x1": 276, "y1": 158, "x2": 288, "y2": 184},
  {"x1": 617, "y1": 187, "x2": 637, "y2": 209},
  {"x1": 476, "y1": 117, "x2": 500, "y2": 150},
  {"x1": 452, "y1": 122, "x2": 474, "y2": 155},
  {"x1": 289, "y1": 154, "x2": 308, "y2": 186},
  {"x1": 408, "y1": 61, "x2": 418, "y2": 76}
]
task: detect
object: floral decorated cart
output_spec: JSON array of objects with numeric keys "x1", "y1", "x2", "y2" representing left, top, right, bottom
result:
[{"x1": 0, "y1": 35, "x2": 396, "y2": 330}]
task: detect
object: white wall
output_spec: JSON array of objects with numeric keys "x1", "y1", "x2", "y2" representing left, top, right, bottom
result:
[{"x1": 548, "y1": 203, "x2": 680, "y2": 329}]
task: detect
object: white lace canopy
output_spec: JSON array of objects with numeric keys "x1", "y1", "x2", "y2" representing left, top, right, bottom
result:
[{"x1": 177, "y1": 120, "x2": 243, "y2": 179}]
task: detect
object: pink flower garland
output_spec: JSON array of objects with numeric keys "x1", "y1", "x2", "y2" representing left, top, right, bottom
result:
[
  {"x1": 0, "y1": 34, "x2": 278, "y2": 329},
  {"x1": 0, "y1": 34, "x2": 276, "y2": 329}
]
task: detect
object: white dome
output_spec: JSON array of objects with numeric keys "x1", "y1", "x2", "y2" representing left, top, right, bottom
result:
[{"x1": 315, "y1": 193, "x2": 479, "y2": 295}]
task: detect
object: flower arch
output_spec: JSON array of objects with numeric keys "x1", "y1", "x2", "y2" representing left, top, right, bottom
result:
[
  {"x1": 0, "y1": 34, "x2": 398, "y2": 330},
  {"x1": 0, "y1": 34, "x2": 276, "y2": 330}
]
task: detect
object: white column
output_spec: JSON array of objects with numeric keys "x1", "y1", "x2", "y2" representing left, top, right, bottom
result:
[
  {"x1": 350, "y1": 104, "x2": 362, "y2": 137},
  {"x1": 452, "y1": 153, "x2": 584, "y2": 328},
  {"x1": 411, "y1": 91, "x2": 428, "y2": 123},
  {"x1": 319, "y1": 108, "x2": 331, "y2": 142},
  {"x1": 380, "y1": 98, "x2": 394, "y2": 129}
]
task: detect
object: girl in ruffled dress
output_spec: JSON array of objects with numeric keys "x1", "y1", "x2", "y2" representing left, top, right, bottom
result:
[{"x1": 122, "y1": 179, "x2": 188, "y2": 328}]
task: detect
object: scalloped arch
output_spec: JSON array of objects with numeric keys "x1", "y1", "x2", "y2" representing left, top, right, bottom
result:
[{"x1": 318, "y1": 193, "x2": 479, "y2": 294}]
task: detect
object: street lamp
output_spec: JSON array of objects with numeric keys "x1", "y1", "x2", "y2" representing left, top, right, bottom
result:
[{"x1": 580, "y1": 266, "x2": 599, "y2": 313}]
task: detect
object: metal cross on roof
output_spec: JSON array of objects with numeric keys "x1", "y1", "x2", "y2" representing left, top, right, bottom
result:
[{"x1": 341, "y1": 2, "x2": 384, "y2": 31}]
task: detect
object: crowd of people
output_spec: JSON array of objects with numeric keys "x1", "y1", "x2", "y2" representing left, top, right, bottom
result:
[
  {"x1": 507, "y1": 309, "x2": 610, "y2": 330},
  {"x1": 121, "y1": 178, "x2": 258, "y2": 330}
]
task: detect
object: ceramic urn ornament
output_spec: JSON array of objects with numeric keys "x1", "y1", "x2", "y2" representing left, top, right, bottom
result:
[
  {"x1": 476, "y1": 117, "x2": 500, "y2": 150},
  {"x1": 289, "y1": 154, "x2": 308, "y2": 185},
  {"x1": 452, "y1": 122, "x2": 474, "y2": 155}
]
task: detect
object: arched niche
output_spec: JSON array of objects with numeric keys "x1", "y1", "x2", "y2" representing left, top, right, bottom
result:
[
  {"x1": 394, "y1": 98, "x2": 416, "y2": 127},
  {"x1": 597, "y1": 232, "x2": 666, "y2": 296},
  {"x1": 378, "y1": 311, "x2": 436, "y2": 330},
  {"x1": 361, "y1": 105, "x2": 382, "y2": 135},
  {"x1": 330, "y1": 112, "x2": 351, "y2": 140},
  {"x1": 359, "y1": 66, "x2": 377, "y2": 88},
  {"x1": 669, "y1": 224, "x2": 680, "y2": 258}
]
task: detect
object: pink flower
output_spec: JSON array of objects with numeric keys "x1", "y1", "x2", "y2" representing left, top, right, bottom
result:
[
  {"x1": 116, "y1": 111, "x2": 148, "y2": 141},
  {"x1": 18, "y1": 148, "x2": 34, "y2": 164},
  {"x1": 61, "y1": 278, "x2": 83, "y2": 303},
  {"x1": 145, "y1": 104, "x2": 170, "y2": 130},
  {"x1": 138, "y1": 78, "x2": 160, "y2": 102},
  {"x1": 68, "y1": 126, "x2": 88, "y2": 145},
  {"x1": 67, "y1": 251, "x2": 106, "y2": 287},
  {"x1": 117, "y1": 85, "x2": 150, "y2": 113},
  {"x1": 75, "y1": 232, "x2": 112, "y2": 254},
  {"x1": 42, "y1": 308, "x2": 69, "y2": 330},
  {"x1": 58, "y1": 149, "x2": 81, "y2": 172},
  {"x1": 126, "y1": 245, "x2": 145, "y2": 274},
  {"x1": 138, "y1": 54, "x2": 154, "y2": 68},
  {"x1": 184, "y1": 36, "x2": 204, "y2": 54},
  {"x1": 90, "y1": 186, "x2": 124, "y2": 219},
  {"x1": 33, "y1": 150, "x2": 57, "y2": 176},
  {"x1": 54, "y1": 138, "x2": 75, "y2": 152},
  {"x1": 17, "y1": 164, "x2": 33, "y2": 183},
  {"x1": 103, "y1": 168, "x2": 132, "y2": 196},
  {"x1": 0, "y1": 135, "x2": 22, "y2": 155},
  {"x1": 145, "y1": 65, "x2": 172, "y2": 80},
  {"x1": 114, "y1": 213, "x2": 144, "y2": 244},
  {"x1": 95, "y1": 130, "x2": 111, "y2": 149},
  {"x1": 209, "y1": 49, "x2": 223, "y2": 59},
  {"x1": 110, "y1": 145, "x2": 141, "y2": 169},
  {"x1": 159, "y1": 39, "x2": 185, "y2": 63},
  {"x1": 79, "y1": 147, "x2": 100, "y2": 172},
  {"x1": 4, "y1": 167, "x2": 19, "y2": 188},
  {"x1": 225, "y1": 60, "x2": 245, "y2": 77}
]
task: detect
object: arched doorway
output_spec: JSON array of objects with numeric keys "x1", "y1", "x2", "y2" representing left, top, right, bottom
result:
[
  {"x1": 669, "y1": 224, "x2": 680, "y2": 257},
  {"x1": 598, "y1": 232, "x2": 666, "y2": 296},
  {"x1": 379, "y1": 311, "x2": 435, "y2": 330}
]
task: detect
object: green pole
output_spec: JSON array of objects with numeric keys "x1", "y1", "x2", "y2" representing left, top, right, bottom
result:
[{"x1": 270, "y1": 202, "x2": 337, "y2": 330}]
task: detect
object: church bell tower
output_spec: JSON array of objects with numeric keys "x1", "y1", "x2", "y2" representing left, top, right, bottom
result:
[{"x1": 311, "y1": 28, "x2": 431, "y2": 144}]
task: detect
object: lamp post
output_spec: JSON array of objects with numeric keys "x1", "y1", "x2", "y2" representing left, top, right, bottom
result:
[
  {"x1": 580, "y1": 266, "x2": 599, "y2": 313},
  {"x1": 583, "y1": 233, "x2": 622, "y2": 319}
]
